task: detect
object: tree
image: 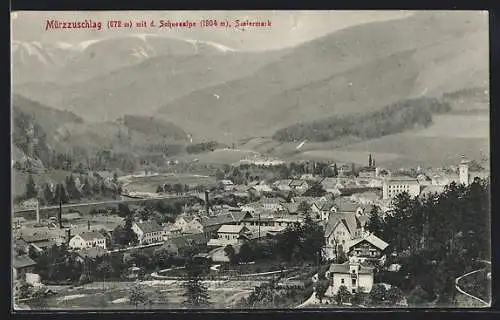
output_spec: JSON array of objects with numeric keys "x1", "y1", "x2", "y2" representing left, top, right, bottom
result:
[
  {"x1": 369, "y1": 284, "x2": 387, "y2": 305},
  {"x1": 53, "y1": 183, "x2": 69, "y2": 204},
  {"x1": 117, "y1": 203, "x2": 131, "y2": 218},
  {"x1": 224, "y1": 245, "x2": 238, "y2": 265},
  {"x1": 30, "y1": 288, "x2": 48, "y2": 310},
  {"x1": 407, "y1": 285, "x2": 430, "y2": 305},
  {"x1": 366, "y1": 206, "x2": 384, "y2": 236},
  {"x1": 129, "y1": 284, "x2": 148, "y2": 309},
  {"x1": 351, "y1": 291, "x2": 364, "y2": 306},
  {"x1": 182, "y1": 267, "x2": 211, "y2": 308},
  {"x1": 298, "y1": 201, "x2": 311, "y2": 215},
  {"x1": 303, "y1": 182, "x2": 326, "y2": 197},
  {"x1": 82, "y1": 177, "x2": 93, "y2": 197},
  {"x1": 351, "y1": 163, "x2": 358, "y2": 177},
  {"x1": 334, "y1": 285, "x2": 351, "y2": 305},
  {"x1": 18, "y1": 282, "x2": 33, "y2": 299},
  {"x1": 238, "y1": 243, "x2": 255, "y2": 263},
  {"x1": 65, "y1": 174, "x2": 81, "y2": 200},
  {"x1": 156, "y1": 185, "x2": 164, "y2": 193},
  {"x1": 368, "y1": 154, "x2": 373, "y2": 167},
  {"x1": 43, "y1": 183, "x2": 53, "y2": 205},
  {"x1": 173, "y1": 183, "x2": 184, "y2": 196},
  {"x1": 387, "y1": 286, "x2": 404, "y2": 305},
  {"x1": 333, "y1": 163, "x2": 339, "y2": 177},
  {"x1": 215, "y1": 169, "x2": 225, "y2": 181},
  {"x1": 315, "y1": 280, "x2": 330, "y2": 303},
  {"x1": 25, "y1": 174, "x2": 37, "y2": 199},
  {"x1": 123, "y1": 215, "x2": 139, "y2": 246}
]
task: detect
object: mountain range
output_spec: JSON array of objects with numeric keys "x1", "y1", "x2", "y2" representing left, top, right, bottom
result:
[{"x1": 11, "y1": 11, "x2": 489, "y2": 168}]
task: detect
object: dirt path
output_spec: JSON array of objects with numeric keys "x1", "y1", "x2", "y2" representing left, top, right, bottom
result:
[{"x1": 455, "y1": 260, "x2": 491, "y2": 307}]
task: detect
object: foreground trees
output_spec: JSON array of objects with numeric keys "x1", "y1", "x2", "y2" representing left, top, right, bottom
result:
[{"x1": 380, "y1": 178, "x2": 490, "y2": 304}]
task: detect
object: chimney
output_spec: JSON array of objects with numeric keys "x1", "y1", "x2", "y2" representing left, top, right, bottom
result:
[
  {"x1": 205, "y1": 190, "x2": 210, "y2": 215},
  {"x1": 58, "y1": 199, "x2": 63, "y2": 229},
  {"x1": 36, "y1": 199, "x2": 40, "y2": 223}
]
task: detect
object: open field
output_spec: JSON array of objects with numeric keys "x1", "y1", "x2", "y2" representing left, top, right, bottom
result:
[
  {"x1": 175, "y1": 149, "x2": 263, "y2": 166},
  {"x1": 123, "y1": 173, "x2": 217, "y2": 193},
  {"x1": 26, "y1": 280, "x2": 263, "y2": 310},
  {"x1": 286, "y1": 113, "x2": 490, "y2": 169}
]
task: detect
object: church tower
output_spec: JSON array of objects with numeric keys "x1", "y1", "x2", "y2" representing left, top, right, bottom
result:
[{"x1": 459, "y1": 156, "x2": 470, "y2": 185}]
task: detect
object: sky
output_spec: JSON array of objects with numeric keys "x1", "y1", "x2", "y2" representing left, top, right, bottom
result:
[{"x1": 11, "y1": 11, "x2": 415, "y2": 51}]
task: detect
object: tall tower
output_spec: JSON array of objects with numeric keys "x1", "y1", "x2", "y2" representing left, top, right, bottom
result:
[{"x1": 459, "y1": 156, "x2": 470, "y2": 185}]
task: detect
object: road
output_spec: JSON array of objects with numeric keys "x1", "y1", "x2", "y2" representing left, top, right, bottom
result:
[
  {"x1": 454, "y1": 260, "x2": 491, "y2": 307},
  {"x1": 13, "y1": 194, "x2": 191, "y2": 214}
]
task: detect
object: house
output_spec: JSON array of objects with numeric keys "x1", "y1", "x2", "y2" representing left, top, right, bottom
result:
[
  {"x1": 69, "y1": 231, "x2": 107, "y2": 250},
  {"x1": 325, "y1": 259, "x2": 374, "y2": 295},
  {"x1": 163, "y1": 232, "x2": 209, "y2": 256},
  {"x1": 382, "y1": 177, "x2": 421, "y2": 200},
  {"x1": 358, "y1": 166, "x2": 377, "y2": 178},
  {"x1": 272, "y1": 179, "x2": 293, "y2": 192},
  {"x1": 13, "y1": 255, "x2": 37, "y2": 281},
  {"x1": 319, "y1": 198, "x2": 364, "y2": 222},
  {"x1": 345, "y1": 234, "x2": 389, "y2": 262},
  {"x1": 283, "y1": 202, "x2": 299, "y2": 215},
  {"x1": 273, "y1": 214, "x2": 303, "y2": 228},
  {"x1": 207, "y1": 225, "x2": 252, "y2": 247},
  {"x1": 132, "y1": 221, "x2": 164, "y2": 244},
  {"x1": 13, "y1": 238, "x2": 29, "y2": 255},
  {"x1": 289, "y1": 180, "x2": 309, "y2": 193},
  {"x1": 163, "y1": 224, "x2": 183, "y2": 240},
  {"x1": 320, "y1": 178, "x2": 343, "y2": 196},
  {"x1": 248, "y1": 182, "x2": 273, "y2": 193},
  {"x1": 12, "y1": 217, "x2": 27, "y2": 230},
  {"x1": 324, "y1": 212, "x2": 367, "y2": 260},
  {"x1": 261, "y1": 197, "x2": 285, "y2": 211},
  {"x1": 74, "y1": 247, "x2": 109, "y2": 262},
  {"x1": 173, "y1": 215, "x2": 204, "y2": 234},
  {"x1": 300, "y1": 174, "x2": 316, "y2": 181},
  {"x1": 219, "y1": 180, "x2": 235, "y2": 191}
]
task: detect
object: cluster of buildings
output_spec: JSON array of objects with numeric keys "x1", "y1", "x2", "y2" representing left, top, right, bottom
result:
[{"x1": 12, "y1": 155, "x2": 488, "y2": 298}]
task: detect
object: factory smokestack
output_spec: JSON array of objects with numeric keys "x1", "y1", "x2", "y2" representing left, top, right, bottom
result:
[
  {"x1": 205, "y1": 190, "x2": 210, "y2": 215},
  {"x1": 58, "y1": 199, "x2": 63, "y2": 229},
  {"x1": 66, "y1": 228, "x2": 71, "y2": 245},
  {"x1": 36, "y1": 199, "x2": 40, "y2": 223}
]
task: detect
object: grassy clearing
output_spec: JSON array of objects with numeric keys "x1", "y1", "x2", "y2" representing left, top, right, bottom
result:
[{"x1": 124, "y1": 174, "x2": 216, "y2": 193}]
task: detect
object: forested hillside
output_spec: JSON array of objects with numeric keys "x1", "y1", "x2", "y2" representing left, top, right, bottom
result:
[{"x1": 273, "y1": 98, "x2": 451, "y2": 142}]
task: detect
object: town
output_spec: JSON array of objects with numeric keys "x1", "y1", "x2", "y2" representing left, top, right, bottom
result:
[{"x1": 12, "y1": 154, "x2": 491, "y2": 309}]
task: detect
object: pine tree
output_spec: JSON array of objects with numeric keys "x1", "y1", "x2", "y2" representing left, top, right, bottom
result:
[
  {"x1": 43, "y1": 183, "x2": 53, "y2": 205},
  {"x1": 82, "y1": 177, "x2": 93, "y2": 196},
  {"x1": 53, "y1": 183, "x2": 69, "y2": 204},
  {"x1": 66, "y1": 174, "x2": 81, "y2": 200},
  {"x1": 26, "y1": 174, "x2": 37, "y2": 199},
  {"x1": 333, "y1": 163, "x2": 339, "y2": 177},
  {"x1": 182, "y1": 267, "x2": 210, "y2": 308},
  {"x1": 368, "y1": 154, "x2": 373, "y2": 167},
  {"x1": 366, "y1": 206, "x2": 384, "y2": 236}
]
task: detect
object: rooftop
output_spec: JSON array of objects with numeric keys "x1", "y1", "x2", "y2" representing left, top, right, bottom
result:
[
  {"x1": 328, "y1": 261, "x2": 373, "y2": 275},
  {"x1": 217, "y1": 224, "x2": 249, "y2": 234},
  {"x1": 345, "y1": 233, "x2": 389, "y2": 252},
  {"x1": 75, "y1": 247, "x2": 108, "y2": 259},
  {"x1": 134, "y1": 221, "x2": 163, "y2": 233},
  {"x1": 13, "y1": 255, "x2": 36, "y2": 269},
  {"x1": 77, "y1": 231, "x2": 106, "y2": 241}
]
